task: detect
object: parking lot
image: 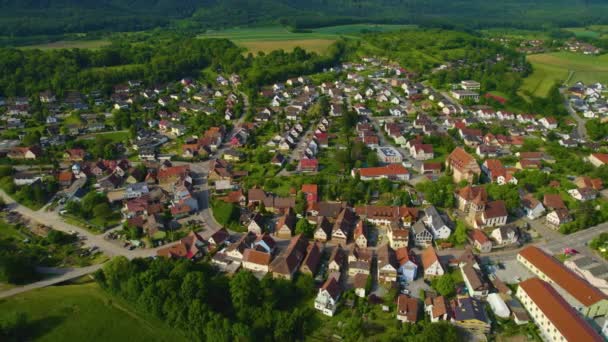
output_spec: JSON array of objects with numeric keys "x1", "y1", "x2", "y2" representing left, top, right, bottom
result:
[{"x1": 491, "y1": 258, "x2": 534, "y2": 285}]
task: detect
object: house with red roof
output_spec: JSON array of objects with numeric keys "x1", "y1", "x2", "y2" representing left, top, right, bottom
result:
[
  {"x1": 352, "y1": 163, "x2": 410, "y2": 181},
  {"x1": 63, "y1": 148, "x2": 86, "y2": 161},
  {"x1": 301, "y1": 184, "x2": 318, "y2": 204},
  {"x1": 299, "y1": 158, "x2": 318, "y2": 172},
  {"x1": 468, "y1": 230, "x2": 492, "y2": 253},
  {"x1": 589, "y1": 153, "x2": 608, "y2": 167},
  {"x1": 446, "y1": 147, "x2": 480, "y2": 183}
]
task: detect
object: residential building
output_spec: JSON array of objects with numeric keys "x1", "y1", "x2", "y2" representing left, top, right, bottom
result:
[
  {"x1": 377, "y1": 244, "x2": 399, "y2": 284},
  {"x1": 479, "y1": 200, "x2": 508, "y2": 228},
  {"x1": 348, "y1": 246, "x2": 372, "y2": 276},
  {"x1": 387, "y1": 224, "x2": 410, "y2": 249},
  {"x1": 328, "y1": 245, "x2": 347, "y2": 273},
  {"x1": 396, "y1": 295, "x2": 419, "y2": 323},
  {"x1": 589, "y1": 153, "x2": 608, "y2": 167},
  {"x1": 353, "y1": 273, "x2": 369, "y2": 298},
  {"x1": 396, "y1": 247, "x2": 417, "y2": 282},
  {"x1": 423, "y1": 206, "x2": 451, "y2": 240},
  {"x1": 242, "y1": 249, "x2": 272, "y2": 273},
  {"x1": 424, "y1": 294, "x2": 450, "y2": 322},
  {"x1": 565, "y1": 255, "x2": 608, "y2": 295},
  {"x1": 460, "y1": 262, "x2": 489, "y2": 298},
  {"x1": 491, "y1": 225, "x2": 519, "y2": 246},
  {"x1": 270, "y1": 234, "x2": 308, "y2": 280},
  {"x1": 468, "y1": 229, "x2": 492, "y2": 253},
  {"x1": 353, "y1": 220, "x2": 368, "y2": 248},
  {"x1": 355, "y1": 205, "x2": 419, "y2": 227},
  {"x1": 421, "y1": 247, "x2": 444, "y2": 279},
  {"x1": 452, "y1": 296, "x2": 491, "y2": 336},
  {"x1": 410, "y1": 219, "x2": 431, "y2": 248},
  {"x1": 353, "y1": 163, "x2": 410, "y2": 181},
  {"x1": 275, "y1": 208, "x2": 297, "y2": 238},
  {"x1": 517, "y1": 246, "x2": 608, "y2": 318},
  {"x1": 521, "y1": 194, "x2": 545, "y2": 220},
  {"x1": 446, "y1": 147, "x2": 481, "y2": 183},
  {"x1": 314, "y1": 276, "x2": 342, "y2": 317},
  {"x1": 376, "y1": 147, "x2": 403, "y2": 163},
  {"x1": 517, "y1": 278, "x2": 603, "y2": 342},
  {"x1": 300, "y1": 242, "x2": 322, "y2": 276}
]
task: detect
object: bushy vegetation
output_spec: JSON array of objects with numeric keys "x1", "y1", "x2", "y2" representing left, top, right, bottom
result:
[
  {"x1": 0, "y1": 221, "x2": 96, "y2": 285},
  {"x1": 96, "y1": 256, "x2": 317, "y2": 341}
]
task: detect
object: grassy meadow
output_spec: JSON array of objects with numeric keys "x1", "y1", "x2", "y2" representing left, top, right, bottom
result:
[
  {"x1": 522, "y1": 52, "x2": 608, "y2": 97},
  {"x1": 198, "y1": 24, "x2": 414, "y2": 54},
  {"x1": 0, "y1": 282, "x2": 185, "y2": 342}
]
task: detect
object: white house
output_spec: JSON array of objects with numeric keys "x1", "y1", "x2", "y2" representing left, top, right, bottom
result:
[
  {"x1": 314, "y1": 276, "x2": 341, "y2": 316},
  {"x1": 423, "y1": 206, "x2": 451, "y2": 240},
  {"x1": 491, "y1": 226, "x2": 518, "y2": 246},
  {"x1": 421, "y1": 247, "x2": 444, "y2": 279},
  {"x1": 396, "y1": 247, "x2": 418, "y2": 282},
  {"x1": 521, "y1": 194, "x2": 546, "y2": 220}
]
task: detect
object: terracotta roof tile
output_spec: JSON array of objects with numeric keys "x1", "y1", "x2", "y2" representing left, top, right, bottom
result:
[
  {"x1": 519, "y1": 246, "x2": 607, "y2": 306},
  {"x1": 519, "y1": 278, "x2": 603, "y2": 342}
]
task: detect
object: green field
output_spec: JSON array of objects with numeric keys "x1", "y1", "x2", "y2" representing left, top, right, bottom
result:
[
  {"x1": 198, "y1": 24, "x2": 414, "y2": 54},
  {"x1": 19, "y1": 40, "x2": 111, "y2": 50},
  {"x1": 564, "y1": 25, "x2": 608, "y2": 39},
  {"x1": 0, "y1": 282, "x2": 184, "y2": 342},
  {"x1": 521, "y1": 52, "x2": 608, "y2": 97}
]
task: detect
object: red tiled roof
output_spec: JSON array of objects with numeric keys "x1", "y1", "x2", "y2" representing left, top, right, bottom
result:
[
  {"x1": 357, "y1": 164, "x2": 409, "y2": 177},
  {"x1": 519, "y1": 246, "x2": 607, "y2": 306},
  {"x1": 446, "y1": 147, "x2": 480, "y2": 174},
  {"x1": 519, "y1": 278, "x2": 603, "y2": 342},
  {"x1": 158, "y1": 165, "x2": 189, "y2": 179},
  {"x1": 543, "y1": 194, "x2": 566, "y2": 209},
  {"x1": 421, "y1": 247, "x2": 440, "y2": 269},
  {"x1": 483, "y1": 200, "x2": 507, "y2": 219},
  {"x1": 469, "y1": 229, "x2": 490, "y2": 244},
  {"x1": 591, "y1": 153, "x2": 608, "y2": 165},
  {"x1": 243, "y1": 249, "x2": 272, "y2": 265}
]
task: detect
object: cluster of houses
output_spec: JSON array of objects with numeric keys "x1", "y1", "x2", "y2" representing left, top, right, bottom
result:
[
  {"x1": 562, "y1": 39, "x2": 602, "y2": 55},
  {"x1": 568, "y1": 82, "x2": 608, "y2": 119}
]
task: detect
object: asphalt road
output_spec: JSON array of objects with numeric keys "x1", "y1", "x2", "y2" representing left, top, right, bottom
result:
[{"x1": 0, "y1": 264, "x2": 102, "y2": 299}]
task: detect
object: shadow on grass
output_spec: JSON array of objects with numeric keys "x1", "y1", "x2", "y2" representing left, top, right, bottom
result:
[{"x1": 27, "y1": 315, "x2": 66, "y2": 340}]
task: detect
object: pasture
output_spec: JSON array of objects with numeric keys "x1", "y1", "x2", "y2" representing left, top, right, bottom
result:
[
  {"x1": 0, "y1": 282, "x2": 184, "y2": 342},
  {"x1": 521, "y1": 52, "x2": 608, "y2": 97},
  {"x1": 198, "y1": 24, "x2": 413, "y2": 54}
]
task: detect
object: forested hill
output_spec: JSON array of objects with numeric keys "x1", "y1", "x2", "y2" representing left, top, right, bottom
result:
[{"x1": 2, "y1": 0, "x2": 608, "y2": 36}]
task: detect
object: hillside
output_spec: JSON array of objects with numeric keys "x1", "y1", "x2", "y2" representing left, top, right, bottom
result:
[{"x1": 1, "y1": 0, "x2": 608, "y2": 37}]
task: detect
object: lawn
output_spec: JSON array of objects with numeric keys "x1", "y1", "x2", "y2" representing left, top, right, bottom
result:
[
  {"x1": 198, "y1": 24, "x2": 414, "y2": 54},
  {"x1": 521, "y1": 52, "x2": 608, "y2": 97},
  {"x1": 79, "y1": 130, "x2": 129, "y2": 143},
  {"x1": 19, "y1": 40, "x2": 111, "y2": 50},
  {"x1": 0, "y1": 282, "x2": 185, "y2": 342}
]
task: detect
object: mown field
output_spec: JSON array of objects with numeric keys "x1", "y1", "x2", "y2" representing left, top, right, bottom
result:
[
  {"x1": 19, "y1": 40, "x2": 111, "y2": 50},
  {"x1": 521, "y1": 52, "x2": 608, "y2": 97},
  {"x1": 198, "y1": 24, "x2": 414, "y2": 54},
  {"x1": 0, "y1": 282, "x2": 185, "y2": 342}
]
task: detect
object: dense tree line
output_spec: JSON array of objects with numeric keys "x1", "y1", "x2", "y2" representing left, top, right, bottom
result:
[
  {"x1": 0, "y1": 36, "x2": 343, "y2": 99},
  {"x1": 3, "y1": 0, "x2": 608, "y2": 37},
  {"x1": 95, "y1": 256, "x2": 316, "y2": 342}
]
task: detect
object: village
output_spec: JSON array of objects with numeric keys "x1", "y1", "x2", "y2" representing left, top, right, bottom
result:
[{"x1": 1, "y1": 55, "x2": 608, "y2": 341}]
